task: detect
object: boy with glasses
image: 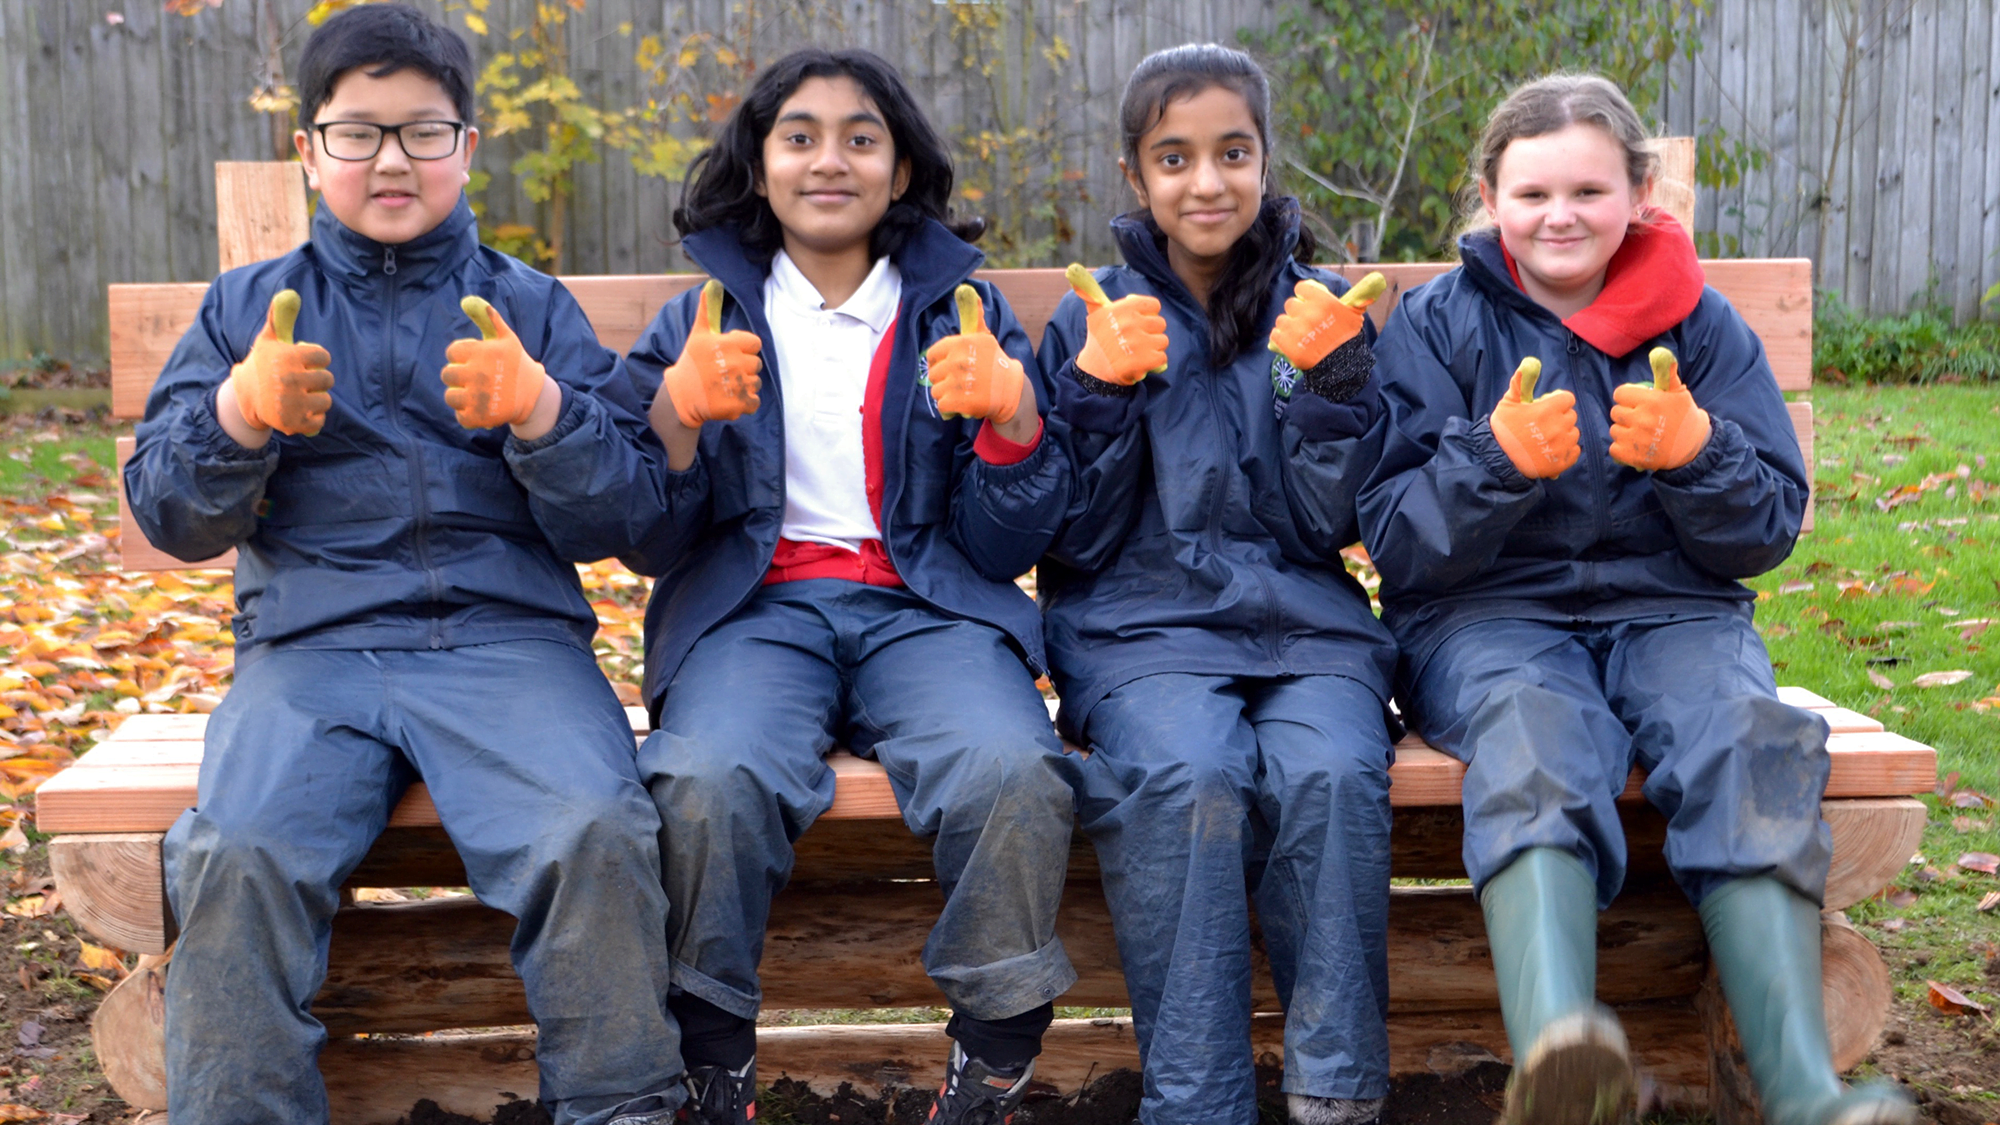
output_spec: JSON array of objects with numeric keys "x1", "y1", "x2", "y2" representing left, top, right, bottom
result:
[{"x1": 124, "y1": 6, "x2": 686, "y2": 1123}]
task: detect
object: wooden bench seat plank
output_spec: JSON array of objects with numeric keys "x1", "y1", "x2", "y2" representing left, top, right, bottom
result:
[{"x1": 35, "y1": 702, "x2": 1930, "y2": 834}]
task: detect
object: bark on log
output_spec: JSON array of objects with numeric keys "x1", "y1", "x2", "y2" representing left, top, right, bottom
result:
[
  {"x1": 94, "y1": 1007, "x2": 1715, "y2": 1123},
  {"x1": 47, "y1": 802, "x2": 1921, "y2": 957},
  {"x1": 283, "y1": 883, "x2": 1711, "y2": 1034}
]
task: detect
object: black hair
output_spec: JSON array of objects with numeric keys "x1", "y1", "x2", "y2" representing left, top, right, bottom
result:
[
  {"x1": 673, "y1": 48, "x2": 983, "y2": 263},
  {"x1": 1118, "y1": 43, "x2": 1317, "y2": 366},
  {"x1": 297, "y1": 3, "x2": 477, "y2": 129}
]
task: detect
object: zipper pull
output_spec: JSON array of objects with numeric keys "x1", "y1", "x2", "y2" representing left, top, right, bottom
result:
[
  {"x1": 1565, "y1": 330, "x2": 1580, "y2": 355},
  {"x1": 383, "y1": 246, "x2": 398, "y2": 276}
]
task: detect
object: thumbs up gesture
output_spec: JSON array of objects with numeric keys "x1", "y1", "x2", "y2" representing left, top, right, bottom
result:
[
  {"x1": 1608, "y1": 347, "x2": 1711, "y2": 471},
  {"x1": 1489, "y1": 357, "x2": 1580, "y2": 480},
  {"x1": 228, "y1": 289, "x2": 334, "y2": 436},
  {"x1": 442, "y1": 296, "x2": 549, "y2": 429},
  {"x1": 923, "y1": 285, "x2": 1027, "y2": 423},
  {"x1": 1067, "y1": 263, "x2": 1168, "y2": 388},
  {"x1": 1270, "y1": 271, "x2": 1385, "y2": 404},
  {"x1": 661, "y1": 279, "x2": 762, "y2": 429}
]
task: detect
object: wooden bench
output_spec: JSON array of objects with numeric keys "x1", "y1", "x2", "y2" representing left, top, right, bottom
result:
[{"x1": 44, "y1": 163, "x2": 1932, "y2": 1123}]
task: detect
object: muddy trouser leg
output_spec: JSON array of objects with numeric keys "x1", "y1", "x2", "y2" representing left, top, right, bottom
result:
[
  {"x1": 1600, "y1": 609, "x2": 1832, "y2": 909},
  {"x1": 639, "y1": 585, "x2": 846, "y2": 1026},
  {"x1": 162, "y1": 648, "x2": 410, "y2": 1125},
  {"x1": 841, "y1": 587, "x2": 1080, "y2": 1025},
  {"x1": 389, "y1": 640, "x2": 683, "y2": 1125},
  {"x1": 1078, "y1": 673, "x2": 1262, "y2": 1125},
  {"x1": 1405, "y1": 618, "x2": 1635, "y2": 910},
  {"x1": 1243, "y1": 675, "x2": 1394, "y2": 1102}
]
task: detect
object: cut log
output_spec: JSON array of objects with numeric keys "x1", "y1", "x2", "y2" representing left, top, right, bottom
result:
[
  {"x1": 231, "y1": 884, "x2": 1707, "y2": 1035},
  {"x1": 1698, "y1": 912, "x2": 1892, "y2": 1125},
  {"x1": 90, "y1": 949, "x2": 171, "y2": 1112},
  {"x1": 1821, "y1": 798, "x2": 1927, "y2": 911},
  {"x1": 1820, "y1": 913, "x2": 1892, "y2": 1070},
  {"x1": 48, "y1": 832, "x2": 175, "y2": 951},
  {"x1": 96, "y1": 1007, "x2": 1711, "y2": 1122}
]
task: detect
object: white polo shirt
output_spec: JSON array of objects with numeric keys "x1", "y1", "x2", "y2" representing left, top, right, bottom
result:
[{"x1": 763, "y1": 250, "x2": 902, "y2": 552}]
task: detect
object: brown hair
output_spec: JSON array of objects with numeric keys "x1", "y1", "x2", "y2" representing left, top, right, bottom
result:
[{"x1": 1458, "y1": 73, "x2": 1658, "y2": 236}]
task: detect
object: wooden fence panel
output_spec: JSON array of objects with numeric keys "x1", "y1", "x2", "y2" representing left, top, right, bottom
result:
[{"x1": 4, "y1": 0, "x2": 1998, "y2": 362}]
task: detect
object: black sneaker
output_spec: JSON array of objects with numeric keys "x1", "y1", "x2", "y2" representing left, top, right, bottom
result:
[
  {"x1": 925, "y1": 1042, "x2": 1033, "y2": 1125},
  {"x1": 680, "y1": 1058, "x2": 756, "y2": 1125}
]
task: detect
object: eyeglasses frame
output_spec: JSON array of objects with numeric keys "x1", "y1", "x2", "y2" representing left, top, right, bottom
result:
[{"x1": 309, "y1": 120, "x2": 468, "y2": 162}]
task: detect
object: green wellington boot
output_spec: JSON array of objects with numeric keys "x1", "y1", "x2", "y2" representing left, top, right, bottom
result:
[
  {"x1": 1481, "y1": 848, "x2": 1638, "y2": 1125},
  {"x1": 1699, "y1": 877, "x2": 1916, "y2": 1125}
]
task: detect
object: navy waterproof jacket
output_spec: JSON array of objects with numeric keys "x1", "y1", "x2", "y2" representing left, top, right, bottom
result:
[
  {"x1": 622, "y1": 220, "x2": 1069, "y2": 721},
  {"x1": 1357, "y1": 228, "x2": 1809, "y2": 680},
  {"x1": 1037, "y1": 208, "x2": 1398, "y2": 738},
  {"x1": 126, "y1": 198, "x2": 668, "y2": 654}
]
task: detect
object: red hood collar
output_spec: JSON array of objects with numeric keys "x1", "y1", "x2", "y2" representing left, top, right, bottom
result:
[{"x1": 1500, "y1": 211, "x2": 1705, "y2": 357}]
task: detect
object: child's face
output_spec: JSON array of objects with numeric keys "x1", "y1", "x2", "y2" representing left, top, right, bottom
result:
[
  {"x1": 1479, "y1": 123, "x2": 1648, "y2": 311},
  {"x1": 756, "y1": 75, "x2": 910, "y2": 263},
  {"x1": 294, "y1": 65, "x2": 478, "y2": 247},
  {"x1": 1121, "y1": 86, "x2": 1265, "y2": 267}
]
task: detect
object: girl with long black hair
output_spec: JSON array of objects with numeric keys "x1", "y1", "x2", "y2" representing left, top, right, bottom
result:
[{"x1": 1037, "y1": 42, "x2": 1398, "y2": 1125}]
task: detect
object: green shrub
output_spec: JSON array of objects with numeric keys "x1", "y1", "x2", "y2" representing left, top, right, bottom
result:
[{"x1": 1813, "y1": 294, "x2": 2000, "y2": 384}]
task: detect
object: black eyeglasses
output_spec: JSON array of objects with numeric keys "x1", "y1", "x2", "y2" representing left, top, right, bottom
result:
[{"x1": 312, "y1": 120, "x2": 466, "y2": 162}]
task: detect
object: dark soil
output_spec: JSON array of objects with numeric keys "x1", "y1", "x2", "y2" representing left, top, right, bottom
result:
[{"x1": 0, "y1": 840, "x2": 138, "y2": 1122}]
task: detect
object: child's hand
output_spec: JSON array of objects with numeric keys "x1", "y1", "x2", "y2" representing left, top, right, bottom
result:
[
  {"x1": 1270, "y1": 271, "x2": 1386, "y2": 404},
  {"x1": 228, "y1": 289, "x2": 334, "y2": 436},
  {"x1": 662, "y1": 280, "x2": 762, "y2": 428},
  {"x1": 1609, "y1": 347, "x2": 1711, "y2": 471},
  {"x1": 1489, "y1": 357, "x2": 1580, "y2": 479},
  {"x1": 923, "y1": 286, "x2": 1027, "y2": 423},
  {"x1": 1068, "y1": 263, "x2": 1168, "y2": 387},
  {"x1": 442, "y1": 297, "x2": 548, "y2": 429},
  {"x1": 1270, "y1": 272, "x2": 1383, "y2": 367}
]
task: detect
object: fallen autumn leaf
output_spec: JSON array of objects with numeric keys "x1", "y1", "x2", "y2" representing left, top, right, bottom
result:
[{"x1": 1926, "y1": 979, "x2": 1992, "y2": 1016}]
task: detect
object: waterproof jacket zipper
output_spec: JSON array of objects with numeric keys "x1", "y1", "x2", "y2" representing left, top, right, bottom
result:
[{"x1": 375, "y1": 248, "x2": 444, "y2": 648}]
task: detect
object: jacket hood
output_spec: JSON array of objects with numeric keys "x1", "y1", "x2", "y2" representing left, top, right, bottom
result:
[{"x1": 1458, "y1": 213, "x2": 1705, "y2": 358}]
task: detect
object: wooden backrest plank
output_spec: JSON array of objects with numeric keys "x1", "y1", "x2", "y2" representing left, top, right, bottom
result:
[
  {"x1": 108, "y1": 259, "x2": 1816, "y2": 422},
  {"x1": 215, "y1": 163, "x2": 310, "y2": 273}
]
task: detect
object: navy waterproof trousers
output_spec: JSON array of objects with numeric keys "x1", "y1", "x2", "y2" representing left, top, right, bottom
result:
[
  {"x1": 163, "y1": 641, "x2": 683, "y2": 1125},
  {"x1": 1405, "y1": 608, "x2": 1833, "y2": 909},
  {"x1": 1078, "y1": 672, "x2": 1394, "y2": 1125},
  {"x1": 640, "y1": 580, "x2": 1080, "y2": 1023}
]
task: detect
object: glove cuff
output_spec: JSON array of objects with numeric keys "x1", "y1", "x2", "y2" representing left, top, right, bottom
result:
[
  {"x1": 1300, "y1": 335, "x2": 1374, "y2": 404},
  {"x1": 1073, "y1": 365, "x2": 1138, "y2": 398}
]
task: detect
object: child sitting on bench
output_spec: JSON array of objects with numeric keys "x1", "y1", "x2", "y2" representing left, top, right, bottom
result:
[{"x1": 124, "y1": 6, "x2": 685, "y2": 1123}]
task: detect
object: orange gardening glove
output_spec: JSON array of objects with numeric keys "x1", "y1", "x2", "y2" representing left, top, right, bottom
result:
[
  {"x1": 228, "y1": 289, "x2": 334, "y2": 436},
  {"x1": 662, "y1": 279, "x2": 762, "y2": 429},
  {"x1": 923, "y1": 286, "x2": 1027, "y2": 424},
  {"x1": 1067, "y1": 263, "x2": 1168, "y2": 387},
  {"x1": 1609, "y1": 347, "x2": 1712, "y2": 471},
  {"x1": 1489, "y1": 357, "x2": 1581, "y2": 480},
  {"x1": 1269, "y1": 271, "x2": 1386, "y2": 403},
  {"x1": 1270, "y1": 272, "x2": 1385, "y2": 367},
  {"x1": 441, "y1": 297, "x2": 547, "y2": 429}
]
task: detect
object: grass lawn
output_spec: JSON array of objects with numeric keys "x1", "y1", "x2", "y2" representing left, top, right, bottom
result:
[{"x1": 1753, "y1": 383, "x2": 2000, "y2": 1095}]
